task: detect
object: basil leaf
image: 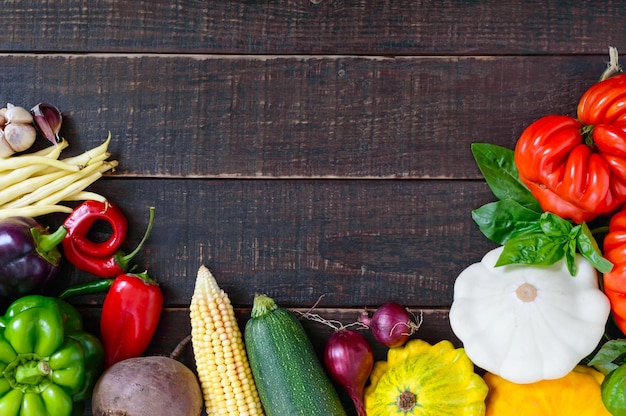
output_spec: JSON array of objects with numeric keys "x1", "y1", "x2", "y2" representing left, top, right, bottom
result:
[
  {"x1": 588, "y1": 339, "x2": 626, "y2": 375},
  {"x1": 496, "y1": 232, "x2": 566, "y2": 267},
  {"x1": 539, "y1": 212, "x2": 573, "y2": 237},
  {"x1": 536, "y1": 212, "x2": 576, "y2": 274},
  {"x1": 564, "y1": 233, "x2": 578, "y2": 276},
  {"x1": 471, "y1": 143, "x2": 541, "y2": 211},
  {"x1": 577, "y1": 222, "x2": 614, "y2": 274},
  {"x1": 471, "y1": 199, "x2": 542, "y2": 244}
]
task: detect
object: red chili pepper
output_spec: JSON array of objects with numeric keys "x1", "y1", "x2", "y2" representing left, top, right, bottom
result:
[
  {"x1": 100, "y1": 271, "x2": 163, "y2": 368},
  {"x1": 62, "y1": 205, "x2": 155, "y2": 278},
  {"x1": 63, "y1": 200, "x2": 128, "y2": 258},
  {"x1": 62, "y1": 243, "x2": 135, "y2": 278}
]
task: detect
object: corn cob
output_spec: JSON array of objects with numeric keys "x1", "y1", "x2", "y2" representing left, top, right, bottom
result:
[{"x1": 190, "y1": 265, "x2": 265, "y2": 416}]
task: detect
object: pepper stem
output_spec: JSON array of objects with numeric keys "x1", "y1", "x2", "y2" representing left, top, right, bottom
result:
[
  {"x1": 130, "y1": 270, "x2": 158, "y2": 285},
  {"x1": 117, "y1": 206, "x2": 155, "y2": 270},
  {"x1": 31, "y1": 225, "x2": 67, "y2": 266},
  {"x1": 15, "y1": 360, "x2": 50, "y2": 385}
]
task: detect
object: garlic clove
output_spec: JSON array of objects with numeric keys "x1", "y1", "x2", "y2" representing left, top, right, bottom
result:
[
  {"x1": 4, "y1": 123, "x2": 37, "y2": 153},
  {"x1": 0, "y1": 130, "x2": 13, "y2": 157},
  {"x1": 30, "y1": 102, "x2": 62, "y2": 144},
  {"x1": 4, "y1": 103, "x2": 34, "y2": 124}
]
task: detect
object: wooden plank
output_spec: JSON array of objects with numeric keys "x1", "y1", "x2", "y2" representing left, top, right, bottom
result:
[
  {"x1": 2, "y1": 1, "x2": 625, "y2": 55},
  {"x1": 46, "y1": 178, "x2": 497, "y2": 308},
  {"x1": 0, "y1": 55, "x2": 608, "y2": 178},
  {"x1": 5, "y1": 2, "x2": 617, "y2": 416}
]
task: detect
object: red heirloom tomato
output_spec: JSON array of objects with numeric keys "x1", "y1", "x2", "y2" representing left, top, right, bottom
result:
[
  {"x1": 602, "y1": 210, "x2": 626, "y2": 334},
  {"x1": 514, "y1": 73, "x2": 626, "y2": 224}
]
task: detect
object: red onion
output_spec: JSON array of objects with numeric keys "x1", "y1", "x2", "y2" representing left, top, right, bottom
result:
[
  {"x1": 323, "y1": 328, "x2": 373, "y2": 416},
  {"x1": 360, "y1": 302, "x2": 421, "y2": 348}
]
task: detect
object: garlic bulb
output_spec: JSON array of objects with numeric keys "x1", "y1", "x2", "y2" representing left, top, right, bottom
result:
[{"x1": 0, "y1": 103, "x2": 38, "y2": 157}]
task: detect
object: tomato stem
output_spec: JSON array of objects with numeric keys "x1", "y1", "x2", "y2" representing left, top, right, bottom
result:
[
  {"x1": 600, "y1": 46, "x2": 622, "y2": 81},
  {"x1": 581, "y1": 124, "x2": 596, "y2": 148}
]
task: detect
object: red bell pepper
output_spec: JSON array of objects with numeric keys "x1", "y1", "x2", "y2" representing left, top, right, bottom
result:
[
  {"x1": 514, "y1": 73, "x2": 626, "y2": 224},
  {"x1": 100, "y1": 271, "x2": 163, "y2": 367},
  {"x1": 62, "y1": 203, "x2": 155, "y2": 278}
]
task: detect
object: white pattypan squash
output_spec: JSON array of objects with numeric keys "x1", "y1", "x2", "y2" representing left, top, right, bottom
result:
[{"x1": 449, "y1": 246, "x2": 610, "y2": 384}]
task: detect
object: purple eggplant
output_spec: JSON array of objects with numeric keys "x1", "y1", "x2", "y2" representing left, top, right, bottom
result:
[{"x1": 0, "y1": 217, "x2": 67, "y2": 305}]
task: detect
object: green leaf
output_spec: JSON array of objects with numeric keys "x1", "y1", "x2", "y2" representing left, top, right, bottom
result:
[
  {"x1": 588, "y1": 339, "x2": 626, "y2": 375},
  {"x1": 564, "y1": 237, "x2": 578, "y2": 276},
  {"x1": 577, "y1": 222, "x2": 614, "y2": 274},
  {"x1": 535, "y1": 212, "x2": 576, "y2": 274},
  {"x1": 539, "y1": 212, "x2": 573, "y2": 237},
  {"x1": 563, "y1": 225, "x2": 580, "y2": 275},
  {"x1": 496, "y1": 232, "x2": 566, "y2": 267},
  {"x1": 471, "y1": 199, "x2": 542, "y2": 244},
  {"x1": 471, "y1": 143, "x2": 541, "y2": 211}
]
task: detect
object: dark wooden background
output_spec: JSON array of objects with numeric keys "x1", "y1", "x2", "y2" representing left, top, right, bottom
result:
[{"x1": 3, "y1": 1, "x2": 626, "y2": 415}]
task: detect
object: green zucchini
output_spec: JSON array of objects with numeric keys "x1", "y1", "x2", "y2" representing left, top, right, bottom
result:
[{"x1": 244, "y1": 294, "x2": 347, "y2": 416}]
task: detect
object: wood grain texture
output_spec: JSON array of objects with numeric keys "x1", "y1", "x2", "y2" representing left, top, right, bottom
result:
[
  {"x1": 1, "y1": 1, "x2": 625, "y2": 55},
  {"x1": 1, "y1": 1, "x2": 619, "y2": 415},
  {"x1": 48, "y1": 178, "x2": 497, "y2": 308},
  {"x1": 0, "y1": 55, "x2": 608, "y2": 178}
]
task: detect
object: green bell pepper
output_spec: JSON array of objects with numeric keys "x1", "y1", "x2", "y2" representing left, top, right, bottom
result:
[
  {"x1": 0, "y1": 295, "x2": 103, "y2": 416},
  {"x1": 602, "y1": 363, "x2": 626, "y2": 415}
]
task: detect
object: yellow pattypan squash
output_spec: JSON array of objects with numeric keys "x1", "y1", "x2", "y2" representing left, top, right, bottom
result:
[
  {"x1": 364, "y1": 339, "x2": 488, "y2": 416},
  {"x1": 483, "y1": 365, "x2": 611, "y2": 415}
]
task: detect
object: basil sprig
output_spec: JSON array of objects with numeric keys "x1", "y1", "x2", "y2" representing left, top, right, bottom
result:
[
  {"x1": 588, "y1": 339, "x2": 626, "y2": 375},
  {"x1": 471, "y1": 142, "x2": 612, "y2": 276}
]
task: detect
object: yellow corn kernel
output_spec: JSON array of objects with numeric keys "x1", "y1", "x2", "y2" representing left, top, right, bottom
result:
[{"x1": 190, "y1": 265, "x2": 265, "y2": 415}]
